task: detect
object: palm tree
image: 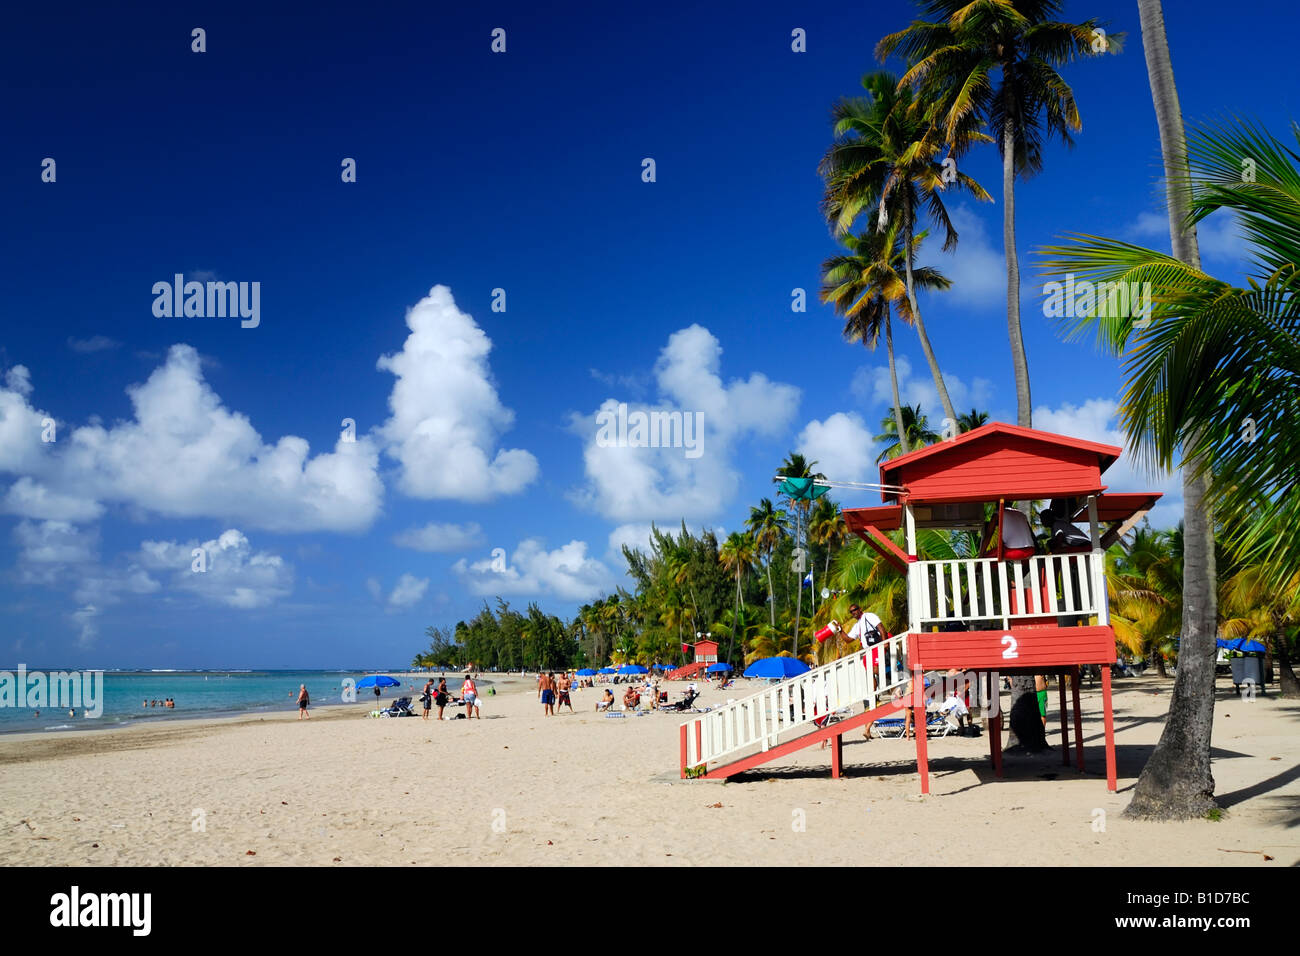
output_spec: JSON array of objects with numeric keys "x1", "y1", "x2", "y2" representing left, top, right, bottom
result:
[
  {"x1": 821, "y1": 224, "x2": 953, "y2": 452},
  {"x1": 879, "y1": 1, "x2": 1121, "y2": 428},
  {"x1": 1107, "y1": 524, "x2": 1183, "y2": 677},
  {"x1": 957, "y1": 408, "x2": 989, "y2": 433},
  {"x1": 1038, "y1": 117, "x2": 1300, "y2": 816},
  {"x1": 747, "y1": 498, "x2": 789, "y2": 628},
  {"x1": 820, "y1": 70, "x2": 990, "y2": 429},
  {"x1": 1033, "y1": 12, "x2": 1294, "y2": 818},
  {"x1": 776, "y1": 453, "x2": 830, "y2": 654},
  {"x1": 875, "y1": 404, "x2": 940, "y2": 461},
  {"x1": 809, "y1": 496, "x2": 848, "y2": 600},
  {"x1": 1219, "y1": 562, "x2": 1300, "y2": 699},
  {"x1": 718, "y1": 531, "x2": 757, "y2": 666}
]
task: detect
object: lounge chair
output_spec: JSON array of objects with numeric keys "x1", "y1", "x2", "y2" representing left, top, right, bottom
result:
[{"x1": 380, "y1": 696, "x2": 414, "y2": 718}]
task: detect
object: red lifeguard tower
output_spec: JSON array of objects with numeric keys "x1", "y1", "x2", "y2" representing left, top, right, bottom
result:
[
  {"x1": 667, "y1": 638, "x2": 719, "y2": 680},
  {"x1": 679, "y1": 423, "x2": 1159, "y2": 794}
]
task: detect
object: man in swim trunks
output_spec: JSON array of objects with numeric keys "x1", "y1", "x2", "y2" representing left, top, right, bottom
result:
[
  {"x1": 539, "y1": 671, "x2": 556, "y2": 716},
  {"x1": 1035, "y1": 674, "x2": 1048, "y2": 727},
  {"x1": 297, "y1": 684, "x2": 310, "y2": 720},
  {"x1": 556, "y1": 672, "x2": 573, "y2": 713},
  {"x1": 596, "y1": 689, "x2": 614, "y2": 711}
]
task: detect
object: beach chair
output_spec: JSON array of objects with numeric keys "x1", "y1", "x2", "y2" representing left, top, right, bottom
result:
[{"x1": 379, "y1": 697, "x2": 414, "y2": 717}]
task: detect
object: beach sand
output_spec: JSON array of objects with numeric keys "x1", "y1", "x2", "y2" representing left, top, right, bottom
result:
[{"x1": 1, "y1": 674, "x2": 1296, "y2": 866}]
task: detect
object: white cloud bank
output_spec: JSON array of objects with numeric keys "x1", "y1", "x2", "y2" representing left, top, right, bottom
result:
[{"x1": 0, "y1": 346, "x2": 382, "y2": 532}]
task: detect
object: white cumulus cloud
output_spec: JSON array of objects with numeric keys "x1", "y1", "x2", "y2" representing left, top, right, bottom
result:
[
  {"x1": 452, "y1": 538, "x2": 614, "y2": 601},
  {"x1": 0, "y1": 346, "x2": 383, "y2": 531},
  {"x1": 393, "y1": 521, "x2": 485, "y2": 552},
  {"x1": 571, "y1": 324, "x2": 800, "y2": 526},
  {"x1": 376, "y1": 285, "x2": 539, "y2": 502},
  {"x1": 795, "y1": 412, "x2": 878, "y2": 483},
  {"x1": 137, "y1": 529, "x2": 293, "y2": 609}
]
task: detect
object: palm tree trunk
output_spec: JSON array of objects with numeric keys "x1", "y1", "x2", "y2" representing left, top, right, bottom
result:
[
  {"x1": 1126, "y1": 0, "x2": 1219, "y2": 820},
  {"x1": 766, "y1": 547, "x2": 776, "y2": 628},
  {"x1": 1273, "y1": 633, "x2": 1300, "y2": 698},
  {"x1": 904, "y1": 213, "x2": 957, "y2": 427},
  {"x1": 1002, "y1": 121, "x2": 1032, "y2": 428},
  {"x1": 885, "y1": 312, "x2": 909, "y2": 455}
]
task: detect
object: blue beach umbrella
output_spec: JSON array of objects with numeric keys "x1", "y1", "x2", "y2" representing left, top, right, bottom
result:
[
  {"x1": 355, "y1": 675, "x2": 401, "y2": 689},
  {"x1": 743, "y1": 657, "x2": 810, "y2": 679},
  {"x1": 706, "y1": 663, "x2": 731, "y2": 673},
  {"x1": 576, "y1": 668, "x2": 597, "y2": 677},
  {"x1": 1216, "y1": 637, "x2": 1267, "y2": 653},
  {"x1": 618, "y1": 664, "x2": 649, "y2": 675},
  {"x1": 597, "y1": 667, "x2": 617, "y2": 675}
]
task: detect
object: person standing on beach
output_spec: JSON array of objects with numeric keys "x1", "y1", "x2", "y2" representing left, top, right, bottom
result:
[
  {"x1": 556, "y1": 672, "x2": 574, "y2": 714},
  {"x1": 461, "y1": 674, "x2": 478, "y2": 718},
  {"x1": 435, "y1": 677, "x2": 449, "y2": 720},
  {"x1": 297, "y1": 684, "x2": 310, "y2": 720},
  {"x1": 421, "y1": 677, "x2": 435, "y2": 720},
  {"x1": 539, "y1": 672, "x2": 556, "y2": 716}
]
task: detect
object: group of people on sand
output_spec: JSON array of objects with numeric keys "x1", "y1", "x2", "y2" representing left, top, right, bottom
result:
[
  {"x1": 537, "y1": 671, "x2": 575, "y2": 715},
  {"x1": 143, "y1": 698, "x2": 175, "y2": 709},
  {"x1": 418, "y1": 674, "x2": 483, "y2": 720}
]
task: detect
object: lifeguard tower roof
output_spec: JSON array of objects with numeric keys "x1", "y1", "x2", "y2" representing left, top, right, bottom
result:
[
  {"x1": 843, "y1": 422, "x2": 1160, "y2": 560},
  {"x1": 878, "y1": 421, "x2": 1120, "y2": 504}
]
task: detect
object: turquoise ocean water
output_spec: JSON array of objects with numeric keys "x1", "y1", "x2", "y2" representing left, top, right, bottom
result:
[{"x1": 0, "y1": 670, "x2": 481, "y2": 735}]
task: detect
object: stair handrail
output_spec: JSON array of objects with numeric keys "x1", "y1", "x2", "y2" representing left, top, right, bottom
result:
[{"x1": 680, "y1": 632, "x2": 911, "y2": 770}]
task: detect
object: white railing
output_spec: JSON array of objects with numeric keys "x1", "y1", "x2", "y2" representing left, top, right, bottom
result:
[
  {"x1": 909, "y1": 553, "x2": 1104, "y2": 629},
  {"x1": 681, "y1": 632, "x2": 910, "y2": 769}
]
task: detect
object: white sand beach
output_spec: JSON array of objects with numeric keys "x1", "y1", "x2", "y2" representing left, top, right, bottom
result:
[{"x1": 1, "y1": 674, "x2": 1296, "y2": 866}]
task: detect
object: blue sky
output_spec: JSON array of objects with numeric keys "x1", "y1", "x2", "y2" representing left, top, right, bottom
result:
[{"x1": 1, "y1": 0, "x2": 1294, "y2": 668}]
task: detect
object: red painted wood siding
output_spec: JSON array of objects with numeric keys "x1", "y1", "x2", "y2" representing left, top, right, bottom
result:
[
  {"x1": 915, "y1": 626, "x2": 1116, "y2": 669},
  {"x1": 897, "y1": 434, "x2": 1104, "y2": 503}
]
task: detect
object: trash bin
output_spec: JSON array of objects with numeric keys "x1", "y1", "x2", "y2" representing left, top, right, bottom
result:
[{"x1": 1231, "y1": 655, "x2": 1264, "y2": 690}]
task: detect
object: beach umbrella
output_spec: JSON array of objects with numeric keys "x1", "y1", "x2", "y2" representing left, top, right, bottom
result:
[
  {"x1": 706, "y1": 663, "x2": 731, "y2": 673},
  {"x1": 576, "y1": 668, "x2": 597, "y2": 676},
  {"x1": 597, "y1": 667, "x2": 617, "y2": 675},
  {"x1": 618, "y1": 664, "x2": 649, "y2": 675},
  {"x1": 355, "y1": 675, "x2": 401, "y2": 688},
  {"x1": 743, "y1": 657, "x2": 810, "y2": 679},
  {"x1": 1216, "y1": 637, "x2": 1267, "y2": 653}
]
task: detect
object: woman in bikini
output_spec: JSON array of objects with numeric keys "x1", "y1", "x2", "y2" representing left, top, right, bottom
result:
[{"x1": 435, "y1": 678, "x2": 449, "y2": 720}]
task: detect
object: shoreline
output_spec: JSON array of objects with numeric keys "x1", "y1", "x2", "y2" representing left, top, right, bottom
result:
[
  {"x1": 0, "y1": 671, "x2": 507, "y2": 738},
  {"x1": 2, "y1": 674, "x2": 1295, "y2": 867}
]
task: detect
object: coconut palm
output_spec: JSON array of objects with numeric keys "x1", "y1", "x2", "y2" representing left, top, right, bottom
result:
[
  {"x1": 747, "y1": 498, "x2": 790, "y2": 628},
  {"x1": 875, "y1": 404, "x2": 940, "y2": 461},
  {"x1": 879, "y1": 1, "x2": 1121, "y2": 428},
  {"x1": 718, "y1": 532, "x2": 757, "y2": 666},
  {"x1": 1219, "y1": 561, "x2": 1300, "y2": 698},
  {"x1": 820, "y1": 70, "x2": 990, "y2": 428},
  {"x1": 1107, "y1": 524, "x2": 1183, "y2": 677},
  {"x1": 821, "y1": 224, "x2": 952, "y2": 452},
  {"x1": 957, "y1": 408, "x2": 989, "y2": 432},
  {"x1": 809, "y1": 496, "x2": 848, "y2": 597},
  {"x1": 1039, "y1": 6, "x2": 1267, "y2": 817}
]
